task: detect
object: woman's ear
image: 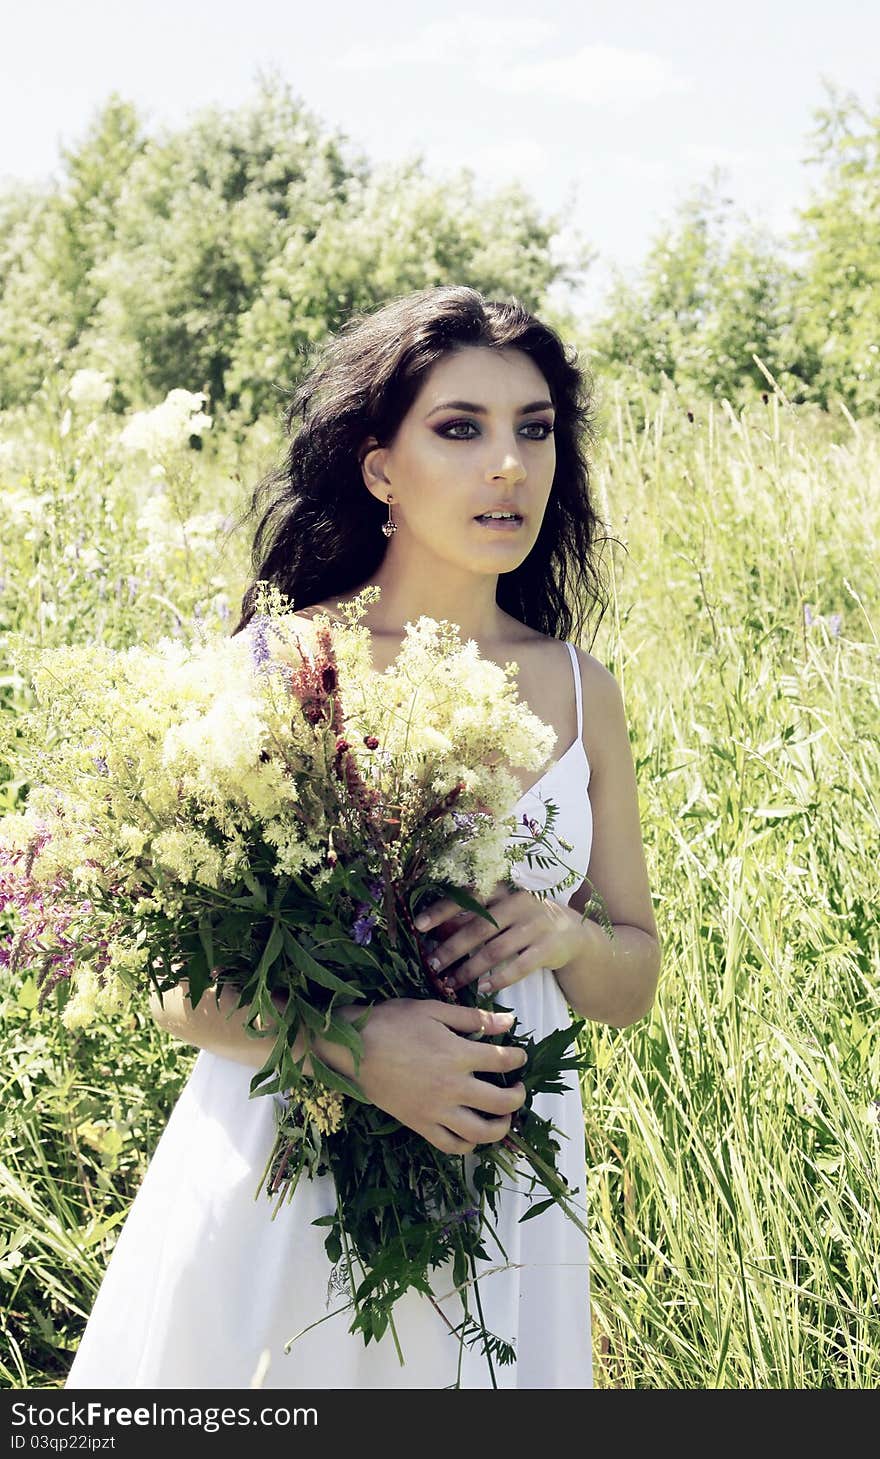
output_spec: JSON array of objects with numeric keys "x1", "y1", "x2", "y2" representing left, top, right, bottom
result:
[{"x1": 358, "y1": 436, "x2": 392, "y2": 503}]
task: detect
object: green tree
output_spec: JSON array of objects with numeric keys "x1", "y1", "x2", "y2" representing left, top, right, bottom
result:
[
  {"x1": 226, "y1": 158, "x2": 578, "y2": 419},
  {"x1": 0, "y1": 74, "x2": 585, "y2": 423},
  {"x1": 789, "y1": 82, "x2": 880, "y2": 414},
  {"x1": 80, "y1": 75, "x2": 362, "y2": 412},
  {"x1": 587, "y1": 85, "x2": 880, "y2": 416},
  {"x1": 0, "y1": 185, "x2": 69, "y2": 405},
  {"x1": 586, "y1": 176, "x2": 806, "y2": 404},
  {"x1": 0, "y1": 96, "x2": 145, "y2": 408}
]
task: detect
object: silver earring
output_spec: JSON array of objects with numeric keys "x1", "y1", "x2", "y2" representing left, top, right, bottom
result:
[{"x1": 381, "y1": 495, "x2": 397, "y2": 538}]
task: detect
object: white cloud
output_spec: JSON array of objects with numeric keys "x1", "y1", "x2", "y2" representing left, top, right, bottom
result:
[
  {"x1": 572, "y1": 151, "x2": 674, "y2": 183},
  {"x1": 481, "y1": 44, "x2": 692, "y2": 107},
  {"x1": 335, "y1": 15, "x2": 559, "y2": 69},
  {"x1": 683, "y1": 142, "x2": 806, "y2": 169},
  {"x1": 427, "y1": 136, "x2": 549, "y2": 182},
  {"x1": 684, "y1": 144, "x2": 762, "y2": 168}
]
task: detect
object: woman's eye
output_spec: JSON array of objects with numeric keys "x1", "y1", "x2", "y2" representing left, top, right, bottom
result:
[{"x1": 438, "y1": 420, "x2": 554, "y2": 440}]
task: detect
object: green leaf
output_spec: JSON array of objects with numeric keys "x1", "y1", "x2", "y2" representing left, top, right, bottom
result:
[
  {"x1": 197, "y1": 915, "x2": 214, "y2": 970},
  {"x1": 241, "y1": 868, "x2": 268, "y2": 909},
  {"x1": 255, "y1": 920, "x2": 284, "y2": 981},
  {"x1": 185, "y1": 947, "x2": 211, "y2": 1007},
  {"x1": 320, "y1": 1010, "x2": 367, "y2": 1069},
  {"x1": 247, "y1": 1014, "x2": 295, "y2": 1097},
  {"x1": 309, "y1": 935, "x2": 375, "y2": 968},
  {"x1": 282, "y1": 929, "x2": 362, "y2": 996},
  {"x1": 350, "y1": 1188, "x2": 398, "y2": 1213},
  {"x1": 363, "y1": 1116, "x2": 401, "y2": 1136},
  {"x1": 323, "y1": 1230, "x2": 343, "y2": 1265},
  {"x1": 17, "y1": 978, "x2": 38, "y2": 1011},
  {"x1": 518, "y1": 1196, "x2": 557, "y2": 1223},
  {"x1": 308, "y1": 1054, "x2": 369, "y2": 1104},
  {"x1": 439, "y1": 884, "x2": 500, "y2": 928},
  {"x1": 293, "y1": 999, "x2": 326, "y2": 1035}
]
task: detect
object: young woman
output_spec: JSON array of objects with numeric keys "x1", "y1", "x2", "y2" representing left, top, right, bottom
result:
[{"x1": 65, "y1": 285, "x2": 661, "y2": 1390}]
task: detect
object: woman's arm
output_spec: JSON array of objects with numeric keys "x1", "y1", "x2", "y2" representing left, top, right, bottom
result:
[
  {"x1": 149, "y1": 980, "x2": 304, "y2": 1073},
  {"x1": 553, "y1": 915, "x2": 661, "y2": 1027},
  {"x1": 149, "y1": 981, "x2": 528, "y2": 1156},
  {"x1": 561, "y1": 653, "x2": 662, "y2": 1026}
]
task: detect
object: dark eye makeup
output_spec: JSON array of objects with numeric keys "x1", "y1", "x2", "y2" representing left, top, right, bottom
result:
[{"x1": 436, "y1": 419, "x2": 555, "y2": 440}]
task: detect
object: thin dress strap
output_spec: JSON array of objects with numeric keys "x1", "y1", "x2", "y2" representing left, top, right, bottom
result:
[{"x1": 563, "y1": 640, "x2": 583, "y2": 739}]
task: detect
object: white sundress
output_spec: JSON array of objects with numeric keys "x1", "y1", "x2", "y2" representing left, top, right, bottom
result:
[{"x1": 65, "y1": 640, "x2": 594, "y2": 1390}]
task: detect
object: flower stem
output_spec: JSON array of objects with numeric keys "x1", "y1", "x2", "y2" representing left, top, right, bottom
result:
[
  {"x1": 468, "y1": 1249, "x2": 498, "y2": 1391},
  {"x1": 505, "y1": 1131, "x2": 589, "y2": 1238}
]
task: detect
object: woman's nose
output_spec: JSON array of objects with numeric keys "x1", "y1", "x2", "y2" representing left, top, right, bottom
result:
[{"x1": 487, "y1": 446, "x2": 526, "y2": 482}]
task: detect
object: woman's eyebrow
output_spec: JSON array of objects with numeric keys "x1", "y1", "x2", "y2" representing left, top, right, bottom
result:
[{"x1": 424, "y1": 398, "x2": 555, "y2": 418}]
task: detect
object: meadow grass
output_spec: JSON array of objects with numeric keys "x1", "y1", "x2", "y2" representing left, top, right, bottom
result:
[
  {"x1": 582, "y1": 375, "x2": 879, "y2": 1387},
  {"x1": 0, "y1": 374, "x2": 877, "y2": 1387}
]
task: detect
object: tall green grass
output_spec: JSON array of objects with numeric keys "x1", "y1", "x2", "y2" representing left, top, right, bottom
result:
[
  {"x1": 582, "y1": 376, "x2": 879, "y2": 1387},
  {"x1": 1, "y1": 374, "x2": 877, "y2": 1387}
]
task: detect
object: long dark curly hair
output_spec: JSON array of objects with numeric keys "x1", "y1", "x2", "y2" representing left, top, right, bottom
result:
[{"x1": 231, "y1": 284, "x2": 610, "y2": 646}]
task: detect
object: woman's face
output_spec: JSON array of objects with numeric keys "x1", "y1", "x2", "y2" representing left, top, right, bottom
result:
[{"x1": 360, "y1": 345, "x2": 556, "y2": 575}]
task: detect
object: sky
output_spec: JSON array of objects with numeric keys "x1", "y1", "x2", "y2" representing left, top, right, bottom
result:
[{"x1": 2, "y1": 0, "x2": 878, "y2": 323}]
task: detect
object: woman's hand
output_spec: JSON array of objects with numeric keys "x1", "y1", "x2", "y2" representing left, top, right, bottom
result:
[
  {"x1": 415, "y1": 882, "x2": 585, "y2": 997},
  {"x1": 343, "y1": 998, "x2": 527, "y2": 1156}
]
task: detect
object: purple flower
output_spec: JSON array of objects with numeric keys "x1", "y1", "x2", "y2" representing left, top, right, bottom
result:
[
  {"x1": 0, "y1": 843, "x2": 115, "y2": 1008},
  {"x1": 92, "y1": 756, "x2": 109, "y2": 775},
  {"x1": 249, "y1": 615, "x2": 272, "y2": 670},
  {"x1": 804, "y1": 603, "x2": 842, "y2": 639},
  {"x1": 351, "y1": 911, "x2": 377, "y2": 947},
  {"x1": 440, "y1": 1205, "x2": 480, "y2": 1237},
  {"x1": 249, "y1": 615, "x2": 289, "y2": 681}
]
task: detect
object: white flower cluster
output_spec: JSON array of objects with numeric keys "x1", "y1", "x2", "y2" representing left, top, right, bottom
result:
[
  {"x1": 2, "y1": 589, "x2": 575, "y2": 1034},
  {"x1": 135, "y1": 495, "x2": 228, "y2": 568},
  {"x1": 61, "y1": 958, "x2": 136, "y2": 1031},
  {"x1": 0, "y1": 486, "x2": 52, "y2": 525},
  {"x1": 67, "y1": 369, "x2": 113, "y2": 411},
  {"x1": 119, "y1": 389, "x2": 212, "y2": 458}
]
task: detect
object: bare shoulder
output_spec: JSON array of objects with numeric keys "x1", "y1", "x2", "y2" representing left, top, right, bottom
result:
[
  {"x1": 568, "y1": 644, "x2": 622, "y2": 777},
  {"x1": 283, "y1": 603, "x2": 338, "y2": 641},
  {"x1": 569, "y1": 643, "x2": 617, "y2": 698},
  {"x1": 566, "y1": 644, "x2": 660, "y2": 947},
  {"x1": 288, "y1": 603, "x2": 336, "y2": 625}
]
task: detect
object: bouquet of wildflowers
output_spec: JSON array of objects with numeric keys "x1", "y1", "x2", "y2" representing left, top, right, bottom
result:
[{"x1": 0, "y1": 585, "x2": 608, "y2": 1377}]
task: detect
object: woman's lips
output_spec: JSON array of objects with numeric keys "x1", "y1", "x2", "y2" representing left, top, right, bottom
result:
[{"x1": 473, "y1": 515, "x2": 524, "y2": 531}]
